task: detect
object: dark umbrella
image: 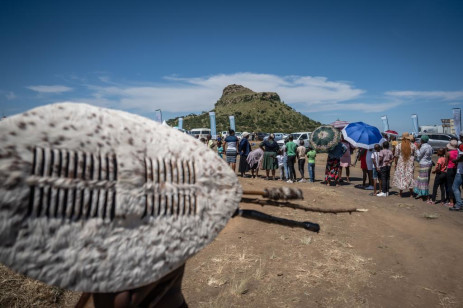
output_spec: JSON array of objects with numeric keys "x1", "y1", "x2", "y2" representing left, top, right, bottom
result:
[{"x1": 310, "y1": 125, "x2": 341, "y2": 152}]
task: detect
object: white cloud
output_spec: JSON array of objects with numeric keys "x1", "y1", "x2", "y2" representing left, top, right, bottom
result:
[
  {"x1": 295, "y1": 101, "x2": 402, "y2": 113},
  {"x1": 81, "y1": 73, "x2": 377, "y2": 113},
  {"x1": 386, "y1": 90, "x2": 463, "y2": 101},
  {"x1": 27, "y1": 85, "x2": 73, "y2": 94}
]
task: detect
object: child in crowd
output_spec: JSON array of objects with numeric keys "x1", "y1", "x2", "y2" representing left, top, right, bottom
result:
[
  {"x1": 217, "y1": 141, "x2": 224, "y2": 158},
  {"x1": 377, "y1": 141, "x2": 394, "y2": 197},
  {"x1": 428, "y1": 148, "x2": 447, "y2": 204},
  {"x1": 307, "y1": 145, "x2": 316, "y2": 183},
  {"x1": 371, "y1": 144, "x2": 382, "y2": 196},
  {"x1": 296, "y1": 140, "x2": 307, "y2": 182},
  {"x1": 282, "y1": 139, "x2": 289, "y2": 180},
  {"x1": 276, "y1": 149, "x2": 286, "y2": 180}
]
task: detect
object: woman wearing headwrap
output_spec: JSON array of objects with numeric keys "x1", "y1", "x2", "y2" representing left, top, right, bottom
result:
[
  {"x1": 392, "y1": 132, "x2": 417, "y2": 197},
  {"x1": 413, "y1": 135, "x2": 433, "y2": 200},
  {"x1": 238, "y1": 132, "x2": 251, "y2": 177}
]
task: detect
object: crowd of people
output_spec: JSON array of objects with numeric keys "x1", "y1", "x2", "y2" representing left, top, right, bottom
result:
[{"x1": 202, "y1": 129, "x2": 463, "y2": 212}]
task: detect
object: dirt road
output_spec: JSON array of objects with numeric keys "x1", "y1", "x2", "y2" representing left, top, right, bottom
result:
[{"x1": 182, "y1": 154, "x2": 463, "y2": 307}]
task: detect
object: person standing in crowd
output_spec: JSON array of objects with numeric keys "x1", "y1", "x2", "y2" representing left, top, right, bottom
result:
[
  {"x1": 276, "y1": 149, "x2": 286, "y2": 180},
  {"x1": 365, "y1": 148, "x2": 374, "y2": 190},
  {"x1": 359, "y1": 148, "x2": 373, "y2": 189},
  {"x1": 307, "y1": 145, "x2": 316, "y2": 183},
  {"x1": 392, "y1": 132, "x2": 416, "y2": 198},
  {"x1": 428, "y1": 148, "x2": 447, "y2": 204},
  {"x1": 296, "y1": 140, "x2": 307, "y2": 182},
  {"x1": 324, "y1": 141, "x2": 347, "y2": 187},
  {"x1": 224, "y1": 129, "x2": 239, "y2": 172},
  {"x1": 247, "y1": 147, "x2": 264, "y2": 178},
  {"x1": 371, "y1": 144, "x2": 382, "y2": 196},
  {"x1": 282, "y1": 138, "x2": 289, "y2": 180},
  {"x1": 445, "y1": 138, "x2": 459, "y2": 206},
  {"x1": 450, "y1": 133, "x2": 463, "y2": 211},
  {"x1": 377, "y1": 141, "x2": 394, "y2": 197},
  {"x1": 285, "y1": 135, "x2": 298, "y2": 183},
  {"x1": 259, "y1": 133, "x2": 279, "y2": 180},
  {"x1": 217, "y1": 141, "x2": 224, "y2": 158},
  {"x1": 206, "y1": 134, "x2": 215, "y2": 151},
  {"x1": 238, "y1": 132, "x2": 251, "y2": 177},
  {"x1": 413, "y1": 135, "x2": 433, "y2": 201},
  {"x1": 390, "y1": 135, "x2": 398, "y2": 158},
  {"x1": 339, "y1": 137, "x2": 353, "y2": 183}
]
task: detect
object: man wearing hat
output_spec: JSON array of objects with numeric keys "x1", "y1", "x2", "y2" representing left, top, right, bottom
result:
[{"x1": 450, "y1": 132, "x2": 463, "y2": 211}]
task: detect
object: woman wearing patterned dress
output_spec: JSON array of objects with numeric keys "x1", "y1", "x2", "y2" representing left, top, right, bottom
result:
[
  {"x1": 413, "y1": 135, "x2": 433, "y2": 200},
  {"x1": 392, "y1": 132, "x2": 416, "y2": 197}
]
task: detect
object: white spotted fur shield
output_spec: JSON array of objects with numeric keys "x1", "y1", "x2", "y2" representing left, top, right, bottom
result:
[{"x1": 0, "y1": 103, "x2": 242, "y2": 292}]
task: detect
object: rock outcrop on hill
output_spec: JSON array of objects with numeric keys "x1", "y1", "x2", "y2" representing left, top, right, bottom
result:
[{"x1": 167, "y1": 84, "x2": 321, "y2": 133}]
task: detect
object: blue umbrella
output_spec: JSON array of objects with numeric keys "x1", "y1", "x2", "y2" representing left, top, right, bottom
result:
[{"x1": 341, "y1": 122, "x2": 386, "y2": 149}]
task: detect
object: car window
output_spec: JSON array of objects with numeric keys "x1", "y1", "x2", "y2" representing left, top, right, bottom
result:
[
  {"x1": 292, "y1": 133, "x2": 301, "y2": 139},
  {"x1": 439, "y1": 135, "x2": 451, "y2": 141},
  {"x1": 201, "y1": 130, "x2": 209, "y2": 134},
  {"x1": 300, "y1": 134, "x2": 308, "y2": 139}
]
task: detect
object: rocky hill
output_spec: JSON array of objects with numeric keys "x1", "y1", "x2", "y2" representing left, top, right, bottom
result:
[{"x1": 167, "y1": 84, "x2": 321, "y2": 133}]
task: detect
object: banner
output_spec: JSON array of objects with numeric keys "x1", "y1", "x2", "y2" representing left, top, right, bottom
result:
[
  {"x1": 229, "y1": 115, "x2": 236, "y2": 132},
  {"x1": 411, "y1": 114, "x2": 419, "y2": 135},
  {"x1": 155, "y1": 110, "x2": 162, "y2": 123},
  {"x1": 178, "y1": 117, "x2": 183, "y2": 130},
  {"x1": 209, "y1": 112, "x2": 217, "y2": 139},
  {"x1": 453, "y1": 108, "x2": 461, "y2": 137},
  {"x1": 380, "y1": 115, "x2": 389, "y2": 132}
]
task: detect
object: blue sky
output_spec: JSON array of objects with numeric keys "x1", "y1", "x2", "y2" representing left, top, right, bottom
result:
[{"x1": 1, "y1": 0, "x2": 462, "y2": 133}]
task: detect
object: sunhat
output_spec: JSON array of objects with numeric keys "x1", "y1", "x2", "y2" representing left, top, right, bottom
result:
[
  {"x1": 401, "y1": 132, "x2": 412, "y2": 140},
  {"x1": 242, "y1": 132, "x2": 250, "y2": 138},
  {"x1": 0, "y1": 103, "x2": 241, "y2": 292}
]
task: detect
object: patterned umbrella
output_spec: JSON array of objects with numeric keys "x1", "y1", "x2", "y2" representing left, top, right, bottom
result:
[
  {"x1": 384, "y1": 130, "x2": 398, "y2": 136},
  {"x1": 330, "y1": 120, "x2": 350, "y2": 129},
  {"x1": 310, "y1": 125, "x2": 341, "y2": 152},
  {"x1": 342, "y1": 122, "x2": 386, "y2": 150}
]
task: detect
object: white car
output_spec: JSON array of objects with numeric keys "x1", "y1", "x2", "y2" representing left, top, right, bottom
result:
[
  {"x1": 190, "y1": 128, "x2": 211, "y2": 140},
  {"x1": 277, "y1": 132, "x2": 312, "y2": 148}
]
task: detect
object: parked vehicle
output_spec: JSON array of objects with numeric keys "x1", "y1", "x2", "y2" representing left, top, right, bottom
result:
[
  {"x1": 416, "y1": 133, "x2": 458, "y2": 152},
  {"x1": 190, "y1": 128, "x2": 211, "y2": 140},
  {"x1": 264, "y1": 132, "x2": 285, "y2": 142},
  {"x1": 220, "y1": 131, "x2": 229, "y2": 138},
  {"x1": 277, "y1": 132, "x2": 312, "y2": 148},
  {"x1": 256, "y1": 132, "x2": 266, "y2": 141}
]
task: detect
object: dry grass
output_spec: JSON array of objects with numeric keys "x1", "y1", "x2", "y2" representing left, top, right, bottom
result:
[{"x1": 0, "y1": 264, "x2": 80, "y2": 308}]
